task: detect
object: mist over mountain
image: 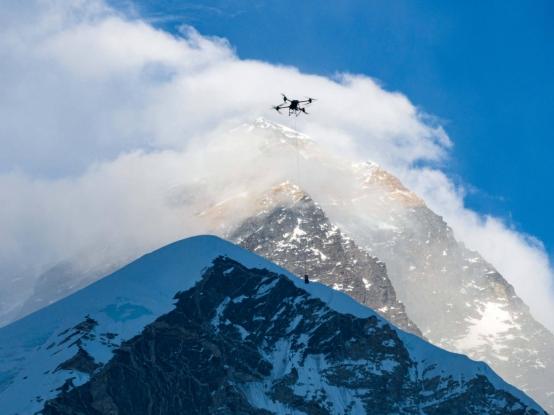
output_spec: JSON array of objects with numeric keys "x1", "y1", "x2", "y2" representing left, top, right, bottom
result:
[{"x1": 1, "y1": 0, "x2": 553, "y2": 341}]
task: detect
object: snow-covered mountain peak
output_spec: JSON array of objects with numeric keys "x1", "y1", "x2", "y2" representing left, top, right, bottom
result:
[
  {"x1": 0, "y1": 236, "x2": 284, "y2": 414},
  {"x1": 229, "y1": 182, "x2": 422, "y2": 335},
  {"x1": 250, "y1": 116, "x2": 311, "y2": 140},
  {"x1": 0, "y1": 236, "x2": 546, "y2": 414},
  {"x1": 233, "y1": 117, "x2": 313, "y2": 150}
]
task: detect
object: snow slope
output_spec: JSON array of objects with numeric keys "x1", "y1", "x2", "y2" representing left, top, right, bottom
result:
[{"x1": 0, "y1": 236, "x2": 278, "y2": 414}]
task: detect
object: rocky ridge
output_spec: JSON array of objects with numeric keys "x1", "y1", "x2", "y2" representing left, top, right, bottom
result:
[
  {"x1": 229, "y1": 181, "x2": 421, "y2": 336},
  {"x1": 42, "y1": 256, "x2": 544, "y2": 414}
]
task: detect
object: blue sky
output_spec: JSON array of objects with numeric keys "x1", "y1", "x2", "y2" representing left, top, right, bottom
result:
[{"x1": 113, "y1": 0, "x2": 554, "y2": 257}]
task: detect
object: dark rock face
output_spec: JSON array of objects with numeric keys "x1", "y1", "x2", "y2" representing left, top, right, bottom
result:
[
  {"x1": 56, "y1": 315, "x2": 99, "y2": 348},
  {"x1": 54, "y1": 347, "x2": 100, "y2": 375},
  {"x1": 229, "y1": 183, "x2": 421, "y2": 336},
  {"x1": 42, "y1": 257, "x2": 543, "y2": 415}
]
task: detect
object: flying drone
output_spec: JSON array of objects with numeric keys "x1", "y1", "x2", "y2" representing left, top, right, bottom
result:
[{"x1": 272, "y1": 94, "x2": 316, "y2": 116}]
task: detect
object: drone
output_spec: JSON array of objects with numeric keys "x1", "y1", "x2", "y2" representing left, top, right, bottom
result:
[{"x1": 272, "y1": 94, "x2": 316, "y2": 116}]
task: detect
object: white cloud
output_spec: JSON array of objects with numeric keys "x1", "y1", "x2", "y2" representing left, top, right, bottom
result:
[
  {"x1": 0, "y1": 0, "x2": 552, "y2": 330},
  {"x1": 402, "y1": 167, "x2": 554, "y2": 327}
]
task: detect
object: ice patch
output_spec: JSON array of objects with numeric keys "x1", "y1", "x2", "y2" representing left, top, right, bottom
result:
[
  {"x1": 256, "y1": 278, "x2": 280, "y2": 297},
  {"x1": 102, "y1": 302, "x2": 152, "y2": 322},
  {"x1": 211, "y1": 297, "x2": 230, "y2": 329},
  {"x1": 455, "y1": 302, "x2": 516, "y2": 355},
  {"x1": 234, "y1": 324, "x2": 249, "y2": 340},
  {"x1": 287, "y1": 315, "x2": 303, "y2": 334}
]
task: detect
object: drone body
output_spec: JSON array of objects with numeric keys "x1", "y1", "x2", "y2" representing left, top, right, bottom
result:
[{"x1": 273, "y1": 94, "x2": 316, "y2": 116}]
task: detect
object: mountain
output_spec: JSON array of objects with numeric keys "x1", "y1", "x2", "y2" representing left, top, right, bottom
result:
[
  {"x1": 206, "y1": 119, "x2": 554, "y2": 412},
  {"x1": 0, "y1": 236, "x2": 544, "y2": 414},
  {"x1": 228, "y1": 181, "x2": 421, "y2": 336},
  {"x1": 3, "y1": 118, "x2": 554, "y2": 411},
  {"x1": 0, "y1": 236, "x2": 282, "y2": 415}
]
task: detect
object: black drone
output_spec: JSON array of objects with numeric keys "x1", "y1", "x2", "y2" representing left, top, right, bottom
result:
[{"x1": 272, "y1": 94, "x2": 316, "y2": 116}]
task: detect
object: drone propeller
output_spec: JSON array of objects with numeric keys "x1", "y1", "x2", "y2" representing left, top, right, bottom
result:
[
  {"x1": 272, "y1": 105, "x2": 282, "y2": 112},
  {"x1": 281, "y1": 93, "x2": 289, "y2": 102},
  {"x1": 304, "y1": 97, "x2": 317, "y2": 104}
]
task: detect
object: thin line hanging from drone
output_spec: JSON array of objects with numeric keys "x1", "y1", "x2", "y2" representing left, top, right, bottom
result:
[{"x1": 271, "y1": 93, "x2": 317, "y2": 283}]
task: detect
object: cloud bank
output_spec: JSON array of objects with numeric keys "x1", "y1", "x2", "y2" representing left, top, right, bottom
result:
[{"x1": 0, "y1": 0, "x2": 552, "y2": 329}]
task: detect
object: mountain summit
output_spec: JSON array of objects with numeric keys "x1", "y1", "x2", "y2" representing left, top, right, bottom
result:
[
  {"x1": 0, "y1": 236, "x2": 545, "y2": 414},
  {"x1": 229, "y1": 181, "x2": 421, "y2": 336}
]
